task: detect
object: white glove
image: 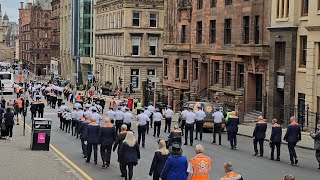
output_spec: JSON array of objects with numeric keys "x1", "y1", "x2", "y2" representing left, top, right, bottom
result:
[{"x1": 84, "y1": 141, "x2": 87, "y2": 145}]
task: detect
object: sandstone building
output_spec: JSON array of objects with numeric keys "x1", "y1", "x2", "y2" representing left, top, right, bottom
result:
[
  {"x1": 95, "y1": 0, "x2": 164, "y2": 97},
  {"x1": 18, "y1": 2, "x2": 32, "y2": 65},
  {"x1": 50, "y1": 0, "x2": 60, "y2": 75},
  {"x1": 163, "y1": 0, "x2": 270, "y2": 116}
]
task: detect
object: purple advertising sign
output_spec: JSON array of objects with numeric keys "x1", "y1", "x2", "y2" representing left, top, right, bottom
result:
[{"x1": 37, "y1": 133, "x2": 46, "y2": 144}]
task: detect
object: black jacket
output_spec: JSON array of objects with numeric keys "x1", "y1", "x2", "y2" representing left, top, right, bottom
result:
[
  {"x1": 226, "y1": 117, "x2": 239, "y2": 133},
  {"x1": 4, "y1": 112, "x2": 15, "y2": 126},
  {"x1": 113, "y1": 131, "x2": 127, "y2": 162},
  {"x1": 85, "y1": 124, "x2": 100, "y2": 144},
  {"x1": 79, "y1": 121, "x2": 89, "y2": 139},
  {"x1": 270, "y1": 125, "x2": 282, "y2": 143},
  {"x1": 119, "y1": 142, "x2": 140, "y2": 165},
  {"x1": 284, "y1": 124, "x2": 301, "y2": 143},
  {"x1": 253, "y1": 122, "x2": 267, "y2": 140},
  {"x1": 149, "y1": 151, "x2": 170, "y2": 177},
  {"x1": 37, "y1": 103, "x2": 45, "y2": 112},
  {"x1": 98, "y1": 126, "x2": 116, "y2": 145}
]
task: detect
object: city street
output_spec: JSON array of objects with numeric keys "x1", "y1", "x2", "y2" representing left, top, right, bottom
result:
[{"x1": 1, "y1": 92, "x2": 320, "y2": 180}]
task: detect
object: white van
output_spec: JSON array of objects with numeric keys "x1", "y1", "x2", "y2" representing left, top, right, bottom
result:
[{"x1": 0, "y1": 72, "x2": 14, "y2": 94}]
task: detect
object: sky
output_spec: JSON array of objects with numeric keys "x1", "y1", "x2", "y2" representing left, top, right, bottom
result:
[{"x1": 1, "y1": 0, "x2": 32, "y2": 23}]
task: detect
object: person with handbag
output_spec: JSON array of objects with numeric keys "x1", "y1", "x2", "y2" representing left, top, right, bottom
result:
[{"x1": 4, "y1": 107, "x2": 15, "y2": 140}]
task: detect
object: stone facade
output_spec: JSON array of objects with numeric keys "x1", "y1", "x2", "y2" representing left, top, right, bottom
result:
[
  {"x1": 163, "y1": 0, "x2": 270, "y2": 115},
  {"x1": 95, "y1": 0, "x2": 164, "y2": 99},
  {"x1": 60, "y1": 0, "x2": 73, "y2": 81},
  {"x1": 268, "y1": 0, "x2": 320, "y2": 129},
  {"x1": 29, "y1": 1, "x2": 52, "y2": 76},
  {"x1": 50, "y1": 0, "x2": 60, "y2": 74},
  {"x1": 18, "y1": 2, "x2": 32, "y2": 64}
]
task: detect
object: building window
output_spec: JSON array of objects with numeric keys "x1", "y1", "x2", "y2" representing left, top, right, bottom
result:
[
  {"x1": 243, "y1": 16, "x2": 250, "y2": 44},
  {"x1": 164, "y1": 58, "x2": 168, "y2": 76},
  {"x1": 150, "y1": 13, "x2": 157, "y2": 28},
  {"x1": 254, "y1": 16, "x2": 260, "y2": 44},
  {"x1": 130, "y1": 69, "x2": 140, "y2": 88},
  {"x1": 194, "y1": 60, "x2": 199, "y2": 80},
  {"x1": 181, "y1": 0, "x2": 188, "y2": 7},
  {"x1": 318, "y1": 0, "x2": 320, "y2": 10},
  {"x1": 211, "y1": 0, "x2": 217, "y2": 7},
  {"x1": 238, "y1": 64, "x2": 244, "y2": 88},
  {"x1": 275, "y1": 42, "x2": 286, "y2": 67},
  {"x1": 183, "y1": 60, "x2": 188, "y2": 80},
  {"x1": 277, "y1": 0, "x2": 289, "y2": 18},
  {"x1": 225, "y1": 0, "x2": 232, "y2": 6},
  {"x1": 147, "y1": 69, "x2": 156, "y2": 88},
  {"x1": 300, "y1": 36, "x2": 307, "y2": 67},
  {"x1": 131, "y1": 37, "x2": 140, "y2": 56},
  {"x1": 225, "y1": 63, "x2": 231, "y2": 86},
  {"x1": 198, "y1": 0, "x2": 203, "y2": 9},
  {"x1": 318, "y1": 43, "x2": 320, "y2": 69},
  {"x1": 196, "y1": 21, "x2": 202, "y2": 44},
  {"x1": 224, "y1": 19, "x2": 232, "y2": 44},
  {"x1": 209, "y1": 20, "x2": 216, "y2": 44},
  {"x1": 149, "y1": 38, "x2": 157, "y2": 56},
  {"x1": 181, "y1": 25, "x2": 186, "y2": 43},
  {"x1": 301, "y1": 0, "x2": 309, "y2": 16},
  {"x1": 214, "y1": 62, "x2": 219, "y2": 84},
  {"x1": 132, "y1": 12, "x2": 140, "y2": 27},
  {"x1": 175, "y1": 59, "x2": 180, "y2": 79}
]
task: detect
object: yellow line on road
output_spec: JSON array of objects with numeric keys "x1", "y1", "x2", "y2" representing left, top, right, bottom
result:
[{"x1": 22, "y1": 122, "x2": 93, "y2": 180}]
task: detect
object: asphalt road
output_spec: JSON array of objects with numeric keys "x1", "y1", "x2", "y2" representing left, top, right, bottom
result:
[{"x1": 3, "y1": 92, "x2": 320, "y2": 180}]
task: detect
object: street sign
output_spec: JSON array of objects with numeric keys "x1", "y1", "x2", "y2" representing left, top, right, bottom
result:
[
  {"x1": 151, "y1": 77, "x2": 160, "y2": 83},
  {"x1": 87, "y1": 74, "x2": 93, "y2": 80}
]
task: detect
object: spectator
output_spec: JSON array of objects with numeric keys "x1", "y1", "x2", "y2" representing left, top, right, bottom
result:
[
  {"x1": 149, "y1": 139, "x2": 170, "y2": 180},
  {"x1": 226, "y1": 111, "x2": 240, "y2": 150},
  {"x1": 310, "y1": 124, "x2": 320, "y2": 169},
  {"x1": 113, "y1": 124, "x2": 128, "y2": 177},
  {"x1": 221, "y1": 162, "x2": 243, "y2": 180},
  {"x1": 4, "y1": 107, "x2": 15, "y2": 140}
]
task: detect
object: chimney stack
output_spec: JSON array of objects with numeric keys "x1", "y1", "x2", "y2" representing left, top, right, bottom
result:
[
  {"x1": 20, "y1": 2, "x2": 24, "y2": 9},
  {"x1": 27, "y1": 3, "x2": 32, "y2": 10}
]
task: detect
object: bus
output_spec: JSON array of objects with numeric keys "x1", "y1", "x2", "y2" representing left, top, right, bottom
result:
[{"x1": 0, "y1": 72, "x2": 14, "y2": 94}]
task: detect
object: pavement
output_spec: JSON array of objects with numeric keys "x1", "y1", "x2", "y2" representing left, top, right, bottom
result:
[
  {"x1": 1, "y1": 74, "x2": 319, "y2": 179},
  {"x1": 0, "y1": 119, "x2": 82, "y2": 180}
]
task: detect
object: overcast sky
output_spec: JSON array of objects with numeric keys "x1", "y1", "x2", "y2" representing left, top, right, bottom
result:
[{"x1": 2, "y1": 0, "x2": 32, "y2": 23}]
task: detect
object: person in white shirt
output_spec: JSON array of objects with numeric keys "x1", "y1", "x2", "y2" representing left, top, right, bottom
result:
[
  {"x1": 147, "y1": 103, "x2": 155, "y2": 128},
  {"x1": 195, "y1": 106, "x2": 206, "y2": 141},
  {"x1": 164, "y1": 106, "x2": 174, "y2": 133},
  {"x1": 58, "y1": 102, "x2": 68, "y2": 130},
  {"x1": 180, "y1": 106, "x2": 188, "y2": 136},
  {"x1": 114, "y1": 107, "x2": 124, "y2": 133},
  {"x1": 75, "y1": 106, "x2": 84, "y2": 139},
  {"x1": 91, "y1": 107, "x2": 102, "y2": 126},
  {"x1": 212, "y1": 108, "x2": 224, "y2": 145},
  {"x1": 136, "y1": 108, "x2": 149, "y2": 148},
  {"x1": 62, "y1": 108, "x2": 72, "y2": 133},
  {"x1": 96, "y1": 101, "x2": 102, "y2": 114},
  {"x1": 71, "y1": 107, "x2": 78, "y2": 136},
  {"x1": 83, "y1": 104, "x2": 93, "y2": 118},
  {"x1": 153, "y1": 108, "x2": 163, "y2": 137},
  {"x1": 106, "y1": 107, "x2": 116, "y2": 124},
  {"x1": 123, "y1": 108, "x2": 133, "y2": 131},
  {"x1": 184, "y1": 107, "x2": 197, "y2": 146},
  {"x1": 144, "y1": 107, "x2": 152, "y2": 134}
]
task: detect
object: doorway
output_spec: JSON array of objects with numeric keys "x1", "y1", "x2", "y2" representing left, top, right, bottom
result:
[
  {"x1": 255, "y1": 74, "x2": 263, "y2": 111},
  {"x1": 200, "y1": 63, "x2": 208, "y2": 91}
]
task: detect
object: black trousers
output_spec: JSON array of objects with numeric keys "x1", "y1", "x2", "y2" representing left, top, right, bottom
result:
[
  {"x1": 6, "y1": 125, "x2": 13, "y2": 137},
  {"x1": 254, "y1": 139, "x2": 264, "y2": 156},
  {"x1": 87, "y1": 143, "x2": 98, "y2": 162},
  {"x1": 121, "y1": 163, "x2": 134, "y2": 180},
  {"x1": 153, "y1": 176, "x2": 160, "y2": 180},
  {"x1": 213, "y1": 123, "x2": 222, "y2": 144},
  {"x1": 146, "y1": 121, "x2": 150, "y2": 134},
  {"x1": 38, "y1": 111, "x2": 43, "y2": 118},
  {"x1": 195, "y1": 121, "x2": 204, "y2": 140},
  {"x1": 100, "y1": 144, "x2": 112, "y2": 164},
  {"x1": 164, "y1": 118, "x2": 172, "y2": 133},
  {"x1": 227, "y1": 131, "x2": 237, "y2": 148},
  {"x1": 185, "y1": 123, "x2": 194, "y2": 145},
  {"x1": 150, "y1": 113, "x2": 153, "y2": 128},
  {"x1": 153, "y1": 121, "x2": 161, "y2": 137},
  {"x1": 316, "y1": 149, "x2": 320, "y2": 166},
  {"x1": 59, "y1": 117, "x2": 64, "y2": 129},
  {"x1": 138, "y1": 125, "x2": 146, "y2": 147},
  {"x1": 270, "y1": 142, "x2": 281, "y2": 159},
  {"x1": 180, "y1": 120, "x2": 186, "y2": 136},
  {"x1": 288, "y1": 142, "x2": 297, "y2": 163},
  {"x1": 125, "y1": 123, "x2": 131, "y2": 131},
  {"x1": 115, "y1": 120, "x2": 123, "y2": 134},
  {"x1": 81, "y1": 138, "x2": 87, "y2": 156},
  {"x1": 64, "y1": 120, "x2": 71, "y2": 133},
  {"x1": 31, "y1": 112, "x2": 37, "y2": 119}
]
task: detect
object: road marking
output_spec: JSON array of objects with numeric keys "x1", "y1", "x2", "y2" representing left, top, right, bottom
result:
[{"x1": 22, "y1": 122, "x2": 93, "y2": 180}]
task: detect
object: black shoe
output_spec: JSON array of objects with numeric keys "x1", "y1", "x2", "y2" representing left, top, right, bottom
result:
[
  {"x1": 270, "y1": 158, "x2": 274, "y2": 160},
  {"x1": 142, "y1": 144, "x2": 145, "y2": 148},
  {"x1": 86, "y1": 160, "x2": 90, "y2": 163},
  {"x1": 253, "y1": 153, "x2": 258, "y2": 156},
  {"x1": 102, "y1": 164, "x2": 105, "y2": 168},
  {"x1": 233, "y1": 146, "x2": 237, "y2": 149},
  {"x1": 295, "y1": 158, "x2": 298, "y2": 164},
  {"x1": 184, "y1": 143, "x2": 188, "y2": 145},
  {"x1": 83, "y1": 155, "x2": 87, "y2": 158},
  {"x1": 94, "y1": 161, "x2": 97, "y2": 165},
  {"x1": 190, "y1": 144, "x2": 193, "y2": 146},
  {"x1": 212, "y1": 141, "x2": 216, "y2": 144},
  {"x1": 121, "y1": 174, "x2": 125, "y2": 177},
  {"x1": 17, "y1": 123, "x2": 19, "y2": 125},
  {"x1": 260, "y1": 154, "x2": 263, "y2": 157},
  {"x1": 195, "y1": 138, "x2": 198, "y2": 140},
  {"x1": 276, "y1": 158, "x2": 280, "y2": 161},
  {"x1": 290, "y1": 161, "x2": 295, "y2": 166},
  {"x1": 153, "y1": 135, "x2": 155, "y2": 137}
]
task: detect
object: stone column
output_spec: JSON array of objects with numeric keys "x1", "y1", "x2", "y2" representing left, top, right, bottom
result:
[{"x1": 173, "y1": 89, "x2": 181, "y2": 112}]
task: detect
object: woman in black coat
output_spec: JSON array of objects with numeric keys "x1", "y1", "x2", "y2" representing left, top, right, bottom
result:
[
  {"x1": 4, "y1": 107, "x2": 15, "y2": 140},
  {"x1": 119, "y1": 131, "x2": 140, "y2": 180},
  {"x1": 149, "y1": 139, "x2": 170, "y2": 180}
]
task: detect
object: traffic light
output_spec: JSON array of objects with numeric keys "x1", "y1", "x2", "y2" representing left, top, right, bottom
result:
[
  {"x1": 119, "y1": 77, "x2": 123, "y2": 85},
  {"x1": 129, "y1": 83, "x2": 133, "y2": 93}
]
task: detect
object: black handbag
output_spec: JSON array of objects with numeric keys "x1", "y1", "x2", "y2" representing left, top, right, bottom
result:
[{"x1": 1, "y1": 122, "x2": 6, "y2": 131}]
